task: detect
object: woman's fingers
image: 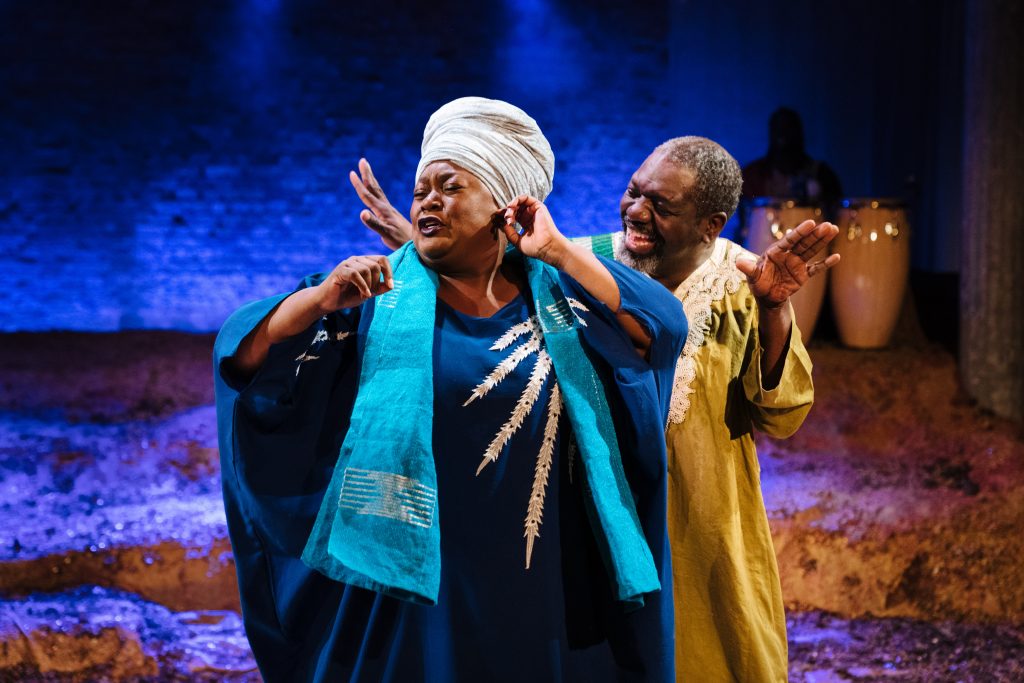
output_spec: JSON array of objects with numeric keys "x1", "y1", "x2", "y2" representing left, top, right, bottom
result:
[
  {"x1": 502, "y1": 196, "x2": 562, "y2": 257},
  {"x1": 501, "y1": 217, "x2": 523, "y2": 248},
  {"x1": 505, "y1": 195, "x2": 543, "y2": 230},
  {"x1": 341, "y1": 262, "x2": 373, "y2": 299},
  {"x1": 379, "y1": 255, "x2": 395, "y2": 290},
  {"x1": 360, "y1": 209, "x2": 386, "y2": 232},
  {"x1": 349, "y1": 170, "x2": 374, "y2": 205},
  {"x1": 503, "y1": 199, "x2": 526, "y2": 244},
  {"x1": 361, "y1": 257, "x2": 383, "y2": 294},
  {"x1": 504, "y1": 197, "x2": 524, "y2": 228},
  {"x1": 319, "y1": 255, "x2": 394, "y2": 312},
  {"x1": 335, "y1": 256, "x2": 393, "y2": 300},
  {"x1": 351, "y1": 255, "x2": 394, "y2": 295}
]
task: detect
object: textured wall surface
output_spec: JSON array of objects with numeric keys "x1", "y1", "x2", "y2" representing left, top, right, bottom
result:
[
  {"x1": 1, "y1": 0, "x2": 669, "y2": 332},
  {"x1": 3, "y1": 1, "x2": 976, "y2": 334}
]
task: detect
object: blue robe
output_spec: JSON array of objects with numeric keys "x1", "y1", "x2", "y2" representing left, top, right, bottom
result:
[{"x1": 214, "y1": 256, "x2": 686, "y2": 682}]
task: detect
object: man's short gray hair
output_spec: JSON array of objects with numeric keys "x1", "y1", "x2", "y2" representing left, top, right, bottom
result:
[{"x1": 654, "y1": 136, "x2": 742, "y2": 220}]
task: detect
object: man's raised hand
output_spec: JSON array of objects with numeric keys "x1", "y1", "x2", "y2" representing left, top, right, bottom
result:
[
  {"x1": 735, "y1": 220, "x2": 841, "y2": 307},
  {"x1": 349, "y1": 158, "x2": 413, "y2": 250}
]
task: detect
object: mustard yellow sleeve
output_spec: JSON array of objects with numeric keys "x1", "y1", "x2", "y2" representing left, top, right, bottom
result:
[{"x1": 741, "y1": 307, "x2": 814, "y2": 438}]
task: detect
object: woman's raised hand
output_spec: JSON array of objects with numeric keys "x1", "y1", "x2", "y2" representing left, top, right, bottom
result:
[
  {"x1": 502, "y1": 195, "x2": 571, "y2": 268},
  {"x1": 315, "y1": 255, "x2": 394, "y2": 313},
  {"x1": 228, "y1": 255, "x2": 392, "y2": 380}
]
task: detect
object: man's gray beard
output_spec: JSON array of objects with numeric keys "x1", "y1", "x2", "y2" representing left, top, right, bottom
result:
[{"x1": 614, "y1": 230, "x2": 663, "y2": 276}]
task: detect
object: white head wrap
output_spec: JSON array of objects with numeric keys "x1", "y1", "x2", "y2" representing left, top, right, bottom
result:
[{"x1": 415, "y1": 97, "x2": 555, "y2": 207}]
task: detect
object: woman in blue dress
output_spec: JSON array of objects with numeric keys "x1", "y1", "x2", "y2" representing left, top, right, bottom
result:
[{"x1": 214, "y1": 97, "x2": 687, "y2": 682}]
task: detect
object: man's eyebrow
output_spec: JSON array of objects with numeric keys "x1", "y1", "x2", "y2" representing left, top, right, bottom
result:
[{"x1": 645, "y1": 188, "x2": 678, "y2": 203}]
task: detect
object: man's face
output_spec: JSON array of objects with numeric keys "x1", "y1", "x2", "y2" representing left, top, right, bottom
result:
[{"x1": 617, "y1": 151, "x2": 703, "y2": 274}]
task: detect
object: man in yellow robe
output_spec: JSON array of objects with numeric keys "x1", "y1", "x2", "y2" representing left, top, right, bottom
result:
[
  {"x1": 350, "y1": 137, "x2": 839, "y2": 682},
  {"x1": 607, "y1": 136, "x2": 836, "y2": 682}
]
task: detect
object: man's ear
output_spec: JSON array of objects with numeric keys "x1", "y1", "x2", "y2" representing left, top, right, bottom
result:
[{"x1": 703, "y1": 212, "x2": 727, "y2": 243}]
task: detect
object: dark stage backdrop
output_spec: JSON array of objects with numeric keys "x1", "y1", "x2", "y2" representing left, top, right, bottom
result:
[
  {"x1": 1, "y1": 0, "x2": 962, "y2": 333},
  {"x1": 669, "y1": 0, "x2": 965, "y2": 274}
]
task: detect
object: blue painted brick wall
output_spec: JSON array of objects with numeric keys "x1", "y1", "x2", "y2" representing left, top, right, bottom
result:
[{"x1": 1, "y1": 0, "x2": 670, "y2": 332}]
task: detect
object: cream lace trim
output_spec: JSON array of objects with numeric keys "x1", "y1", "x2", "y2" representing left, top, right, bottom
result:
[{"x1": 668, "y1": 239, "x2": 751, "y2": 425}]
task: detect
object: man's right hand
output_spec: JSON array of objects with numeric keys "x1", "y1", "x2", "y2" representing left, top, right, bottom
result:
[{"x1": 349, "y1": 158, "x2": 414, "y2": 251}]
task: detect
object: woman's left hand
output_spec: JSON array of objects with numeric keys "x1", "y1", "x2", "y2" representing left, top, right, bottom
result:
[{"x1": 502, "y1": 195, "x2": 571, "y2": 268}]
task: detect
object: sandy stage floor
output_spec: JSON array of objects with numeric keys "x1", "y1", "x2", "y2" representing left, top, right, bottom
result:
[{"x1": 0, "y1": 331, "x2": 1021, "y2": 681}]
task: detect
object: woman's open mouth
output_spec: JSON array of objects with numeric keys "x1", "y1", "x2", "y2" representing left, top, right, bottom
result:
[{"x1": 418, "y1": 216, "x2": 444, "y2": 236}]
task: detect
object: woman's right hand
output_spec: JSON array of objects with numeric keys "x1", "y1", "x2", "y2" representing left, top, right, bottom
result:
[
  {"x1": 315, "y1": 255, "x2": 394, "y2": 313},
  {"x1": 229, "y1": 255, "x2": 393, "y2": 380}
]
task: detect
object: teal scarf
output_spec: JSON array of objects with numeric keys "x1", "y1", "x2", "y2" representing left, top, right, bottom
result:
[{"x1": 302, "y1": 242, "x2": 659, "y2": 607}]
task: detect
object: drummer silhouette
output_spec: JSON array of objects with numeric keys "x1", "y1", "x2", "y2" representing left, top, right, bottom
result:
[
  {"x1": 740, "y1": 107, "x2": 844, "y2": 341},
  {"x1": 741, "y1": 107, "x2": 843, "y2": 212}
]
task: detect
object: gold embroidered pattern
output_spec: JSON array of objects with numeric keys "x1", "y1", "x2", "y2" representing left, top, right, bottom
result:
[
  {"x1": 669, "y1": 239, "x2": 751, "y2": 425},
  {"x1": 338, "y1": 467, "x2": 437, "y2": 529},
  {"x1": 293, "y1": 351, "x2": 321, "y2": 376},
  {"x1": 524, "y1": 382, "x2": 561, "y2": 569},
  {"x1": 566, "y1": 298, "x2": 589, "y2": 327},
  {"x1": 475, "y1": 348, "x2": 553, "y2": 475},
  {"x1": 294, "y1": 325, "x2": 351, "y2": 376},
  {"x1": 467, "y1": 302, "x2": 589, "y2": 568}
]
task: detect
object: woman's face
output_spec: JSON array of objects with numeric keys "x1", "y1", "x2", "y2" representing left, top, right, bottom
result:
[{"x1": 410, "y1": 161, "x2": 502, "y2": 274}]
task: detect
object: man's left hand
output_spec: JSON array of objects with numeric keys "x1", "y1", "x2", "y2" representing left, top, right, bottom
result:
[
  {"x1": 735, "y1": 220, "x2": 841, "y2": 307},
  {"x1": 349, "y1": 157, "x2": 413, "y2": 250}
]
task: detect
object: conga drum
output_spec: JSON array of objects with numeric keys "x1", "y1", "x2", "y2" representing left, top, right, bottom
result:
[
  {"x1": 830, "y1": 199, "x2": 910, "y2": 348},
  {"x1": 743, "y1": 198, "x2": 827, "y2": 341}
]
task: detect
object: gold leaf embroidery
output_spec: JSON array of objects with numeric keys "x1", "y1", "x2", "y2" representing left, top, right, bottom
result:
[
  {"x1": 464, "y1": 336, "x2": 542, "y2": 407},
  {"x1": 465, "y1": 299, "x2": 591, "y2": 567},
  {"x1": 476, "y1": 350, "x2": 552, "y2": 475},
  {"x1": 566, "y1": 298, "x2": 589, "y2": 327},
  {"x1": 491, "y1": 317, "x2": 541, "y2": 351},
  {"x1": 524, "y1": 382, "x2": 561, "y2": 569}
]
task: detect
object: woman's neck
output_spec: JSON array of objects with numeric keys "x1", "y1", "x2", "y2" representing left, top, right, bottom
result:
[{"x1": 437, "y1": 262, "x2": 524, "y2": 317}]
